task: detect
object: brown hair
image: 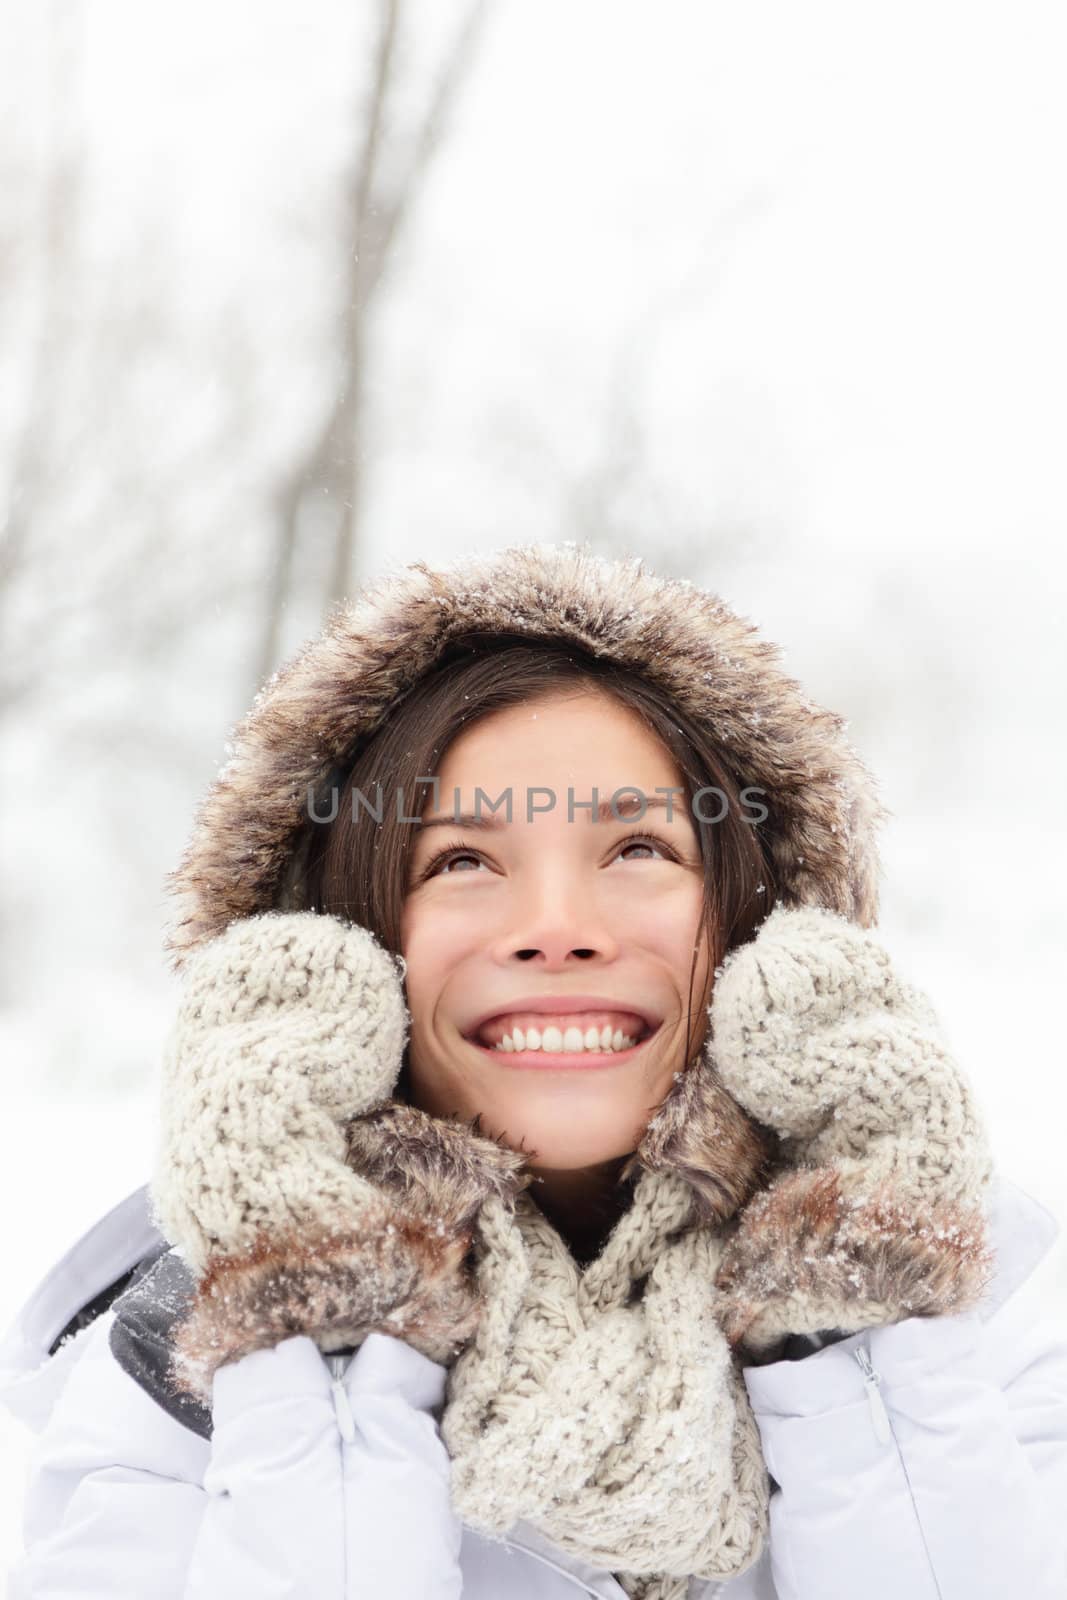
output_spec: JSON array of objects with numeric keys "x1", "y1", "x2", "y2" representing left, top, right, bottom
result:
[{"x1": 299, "y1": 633, "x2": 777, "y2": 1085}]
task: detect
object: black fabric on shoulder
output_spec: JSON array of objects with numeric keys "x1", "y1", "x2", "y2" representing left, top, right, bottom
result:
[
  {"x1": 108, "y1": 1249, "x2": 213, "y2": 1441},
  {"x1": 48, "y1": 1240, "x2": 171, "y2": 1357},
  {"x1": 742, "y1": 1327, "x2": 853, "y2": 1366},
  {"x1": 777, "y1": 1327, "x2": 851, "y2": 1361}
]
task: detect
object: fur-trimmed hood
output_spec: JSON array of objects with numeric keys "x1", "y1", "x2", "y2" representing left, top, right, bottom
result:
[
  {"x1": 156, "y1": 539, "x2": 902, "y2": 1276},
  {"x1": 164, "y1": 542, "x2": 890, "y2": 968}
]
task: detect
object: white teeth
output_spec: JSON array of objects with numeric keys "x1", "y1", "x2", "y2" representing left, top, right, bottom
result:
[{"x1": 489, "y1": 1023, "x2": 640, "y2": 1054}]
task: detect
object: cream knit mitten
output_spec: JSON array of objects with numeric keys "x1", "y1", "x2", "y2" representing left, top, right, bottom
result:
[
  {"x1": 150, "y1": 911, "x2": 527, "y2": 1403},
  {"x1": 708, "y1": 905, "x2": 997, "y2": 1360}
]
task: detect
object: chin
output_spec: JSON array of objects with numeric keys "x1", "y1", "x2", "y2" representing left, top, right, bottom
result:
[{"x1": 477, "y1": 1108, "x2": 641, "y2": 1171}]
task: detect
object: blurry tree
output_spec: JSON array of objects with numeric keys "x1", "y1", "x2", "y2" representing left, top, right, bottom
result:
[
  {"x1": 256, "y1": 0, "x2": 491, "y2": 692},
  {"x1": 0, "y1": 0, "x2": 85, "y2": 717},
  {"x1": 0, "y1": 0, "x2": 495, "y2": 994},
  {"x1": 0, "y1": 2, "x2": 254, "y2": 730}
]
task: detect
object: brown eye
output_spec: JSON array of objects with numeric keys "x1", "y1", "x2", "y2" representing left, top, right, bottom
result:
[
  {"x1": 436, "y1": 851, "x2": 482, "y2": 874},
  {"x1": 613, "y1": 832, "x2": 677, "y2": 864},
  {"x1": 419, "y1": 842, "x2": 487, "y2": 880}
]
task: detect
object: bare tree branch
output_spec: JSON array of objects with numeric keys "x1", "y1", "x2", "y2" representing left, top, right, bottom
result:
[
  {"x1": 255, "y1": 0, "x2": 491, "y2": 696},
  {"x1": 362, "y1": 0, "x2": 489, "y2": 303}
]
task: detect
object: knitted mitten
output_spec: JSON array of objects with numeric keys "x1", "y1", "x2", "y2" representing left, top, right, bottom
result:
[
  {"x1": 150, "y1": 911, "x2": 528, "y2": 1404},
  {"x1": 707, "y1": 904, "x2": 997, "y2": 1360}
]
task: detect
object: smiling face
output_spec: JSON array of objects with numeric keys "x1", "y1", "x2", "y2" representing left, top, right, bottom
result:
[{"x1": 399, "y1": 687, "x2": 714, "y2": 1171}]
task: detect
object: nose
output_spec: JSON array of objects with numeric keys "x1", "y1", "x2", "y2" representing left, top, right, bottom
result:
[{"x1": 488, "y1": 863, "x2": 622, "y2": 968}]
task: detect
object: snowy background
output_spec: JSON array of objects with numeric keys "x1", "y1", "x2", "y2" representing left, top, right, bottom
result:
[{"x1": 2, "y1": 0, "x2": 1066, "y2": 1573}]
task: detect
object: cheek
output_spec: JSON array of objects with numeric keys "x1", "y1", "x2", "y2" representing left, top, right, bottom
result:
[
  {"x1": 398, "y1": 907, "x2": 434, "y2": 1022},
  {"x1": 639, "y1": 888, "x2": 706, "y2": 962},
  {"x1": 401, "y1": 892, "x2": 497, "y2": 966},
  {"x1": 399, "y1": 902, "x2": 481, "y2": 1023}
]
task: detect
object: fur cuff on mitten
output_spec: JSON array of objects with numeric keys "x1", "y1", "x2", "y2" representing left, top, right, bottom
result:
[
  {"x1": 148, "y1": 911, "x2": 529, "y2": 1403},
  {"x1": 707, "y1": 904, "x2": 997, "y2": 1361},
  {"x1": 167, "y1": 1108, "x2": 530, "y2": 1403},
  {"x1": 713, "y1": 1164, "x2": 994, "y2": 1361},
  {"x1": 621, "y1": 1052, "x2": 778, "y2": 1225}
]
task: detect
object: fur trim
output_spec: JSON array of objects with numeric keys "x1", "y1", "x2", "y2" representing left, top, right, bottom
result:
[
  {"x1": 343, "y1": 1100, "x2": 534, "y2": 1228},
  {"x1": 163, "y1": 543, "x2": 889, "y2": 969},
  {"x1": 165, "y1": 1101, "x2": 534, "y2": 1402},
  {"x1": 168, "y1": 1194, "x2": 482, "y2": 1406},
  {"x1": 713, "y1": 1165, "x2": 997, "y2": 1360},
  {"x1": 623, "y1": 1053, "x2": 778, "y2": 1223}
]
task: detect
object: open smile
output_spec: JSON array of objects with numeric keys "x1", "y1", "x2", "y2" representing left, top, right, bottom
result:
[{"x1": 463, "y1": 1022, "x2": 661, "y2": 1072}]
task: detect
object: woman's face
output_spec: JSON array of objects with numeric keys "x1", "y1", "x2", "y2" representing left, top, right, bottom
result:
[{"x1": 399, "y1": 688, "x2": 713, "y2": 1170}]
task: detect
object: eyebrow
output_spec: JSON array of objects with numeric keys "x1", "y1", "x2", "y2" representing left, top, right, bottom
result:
[{"x1": 416, "y1": 794, "x2": 683, "y2": 833}]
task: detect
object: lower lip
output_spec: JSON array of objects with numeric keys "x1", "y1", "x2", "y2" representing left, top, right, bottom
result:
[{"x1": 464, "y1": 1029, "x2": 658, "y2": 1071}]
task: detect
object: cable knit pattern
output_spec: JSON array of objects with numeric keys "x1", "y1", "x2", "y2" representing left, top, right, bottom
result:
[
  {"x1": 708, "y1": 903, "x2": 997, "y2": 1356},
  {"x1": 442, "y1": 1168, "x2": 770, "y2": 1600},
  {"x1": 150, "y1": 910, "x2": 409, "y2": 1270}
]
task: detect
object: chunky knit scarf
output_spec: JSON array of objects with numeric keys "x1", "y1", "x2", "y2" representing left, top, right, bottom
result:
[{"x1": 441, "y1": 1169, "x2": 769, "y2": 1600}]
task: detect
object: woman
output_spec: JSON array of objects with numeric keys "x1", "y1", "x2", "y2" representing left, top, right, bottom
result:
[{"x1": 2, "y1": 542, "x2": 1065, "y2": 1599}]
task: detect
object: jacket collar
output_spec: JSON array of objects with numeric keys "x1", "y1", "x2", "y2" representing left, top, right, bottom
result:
[{"x1": 978, "y1": 1171, "x2": 1061, "y2": 1313}]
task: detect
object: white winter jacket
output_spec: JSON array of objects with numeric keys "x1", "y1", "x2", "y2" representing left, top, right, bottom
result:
[{"x1": 2, "y1": 1171, "x2": 1065, "y2": 1600}]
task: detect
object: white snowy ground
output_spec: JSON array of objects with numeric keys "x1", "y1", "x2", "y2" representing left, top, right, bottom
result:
[{"x1": 3, "y1": 0, "x2": 1067, "y2": 1580}]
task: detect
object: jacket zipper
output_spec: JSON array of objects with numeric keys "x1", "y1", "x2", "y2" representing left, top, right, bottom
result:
[
  {"x1": 853, "y1": 1343, "x2": 891, "y2": 1445},
  {"x1": 325, "y1": 1350, "x2": 357, "y2": 1443}
]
